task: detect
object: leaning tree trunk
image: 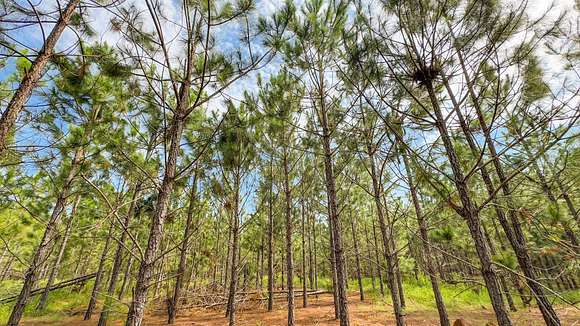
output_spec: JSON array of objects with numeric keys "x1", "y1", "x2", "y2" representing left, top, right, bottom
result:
[
  {"x1": 448, "y1": 50, "x2": 562, "y2": 325},
  {"x1": 282, "y1": 151, "x2": 295, "y2": 326},
  {"x1": 402, "y1": 151, "x2": 450, "y2": 326},
  {"x1": 37, "y1": 194, "x2": 80, "y2": 311},
  {"x1": 0, "y1": 0, "x2": 81, "y2": 152},
  {"x1": 85, "y1": 218, "x2": 116, "y2": 320},
  {"x1": 424, "y1": 80, "x2": 512, "y2": 326},
  {"x1": 7, "y1": 146, "x2": 84, "y2": 326},
  {"x1": 125, "y1": 114, "x2": 186, "y2": 326},
  {"x1": 168, "y1": 172, "x2": 198, "y2": 324}
]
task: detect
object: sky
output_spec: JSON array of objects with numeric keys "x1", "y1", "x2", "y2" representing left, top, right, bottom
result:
[{"x1": 1, "y1": 0, "x2": 578, "y2": 171}]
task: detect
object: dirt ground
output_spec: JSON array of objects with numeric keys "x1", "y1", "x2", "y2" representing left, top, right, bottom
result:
[{"x1": 22, "y1": 293, "x2": 580, "y2": 326}]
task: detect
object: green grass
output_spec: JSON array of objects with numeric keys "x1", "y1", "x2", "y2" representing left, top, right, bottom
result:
[
  {"x1": 1, "y1": 277, "x2": 578, "y2": 324},
  {"x1": 0, "y1": 279, "x2": 128, "y2": 324}
]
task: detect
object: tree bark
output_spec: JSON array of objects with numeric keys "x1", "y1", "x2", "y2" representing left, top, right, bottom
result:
[
  {"x1": 37, "y1": 194, "x2": 80, "y2": 311},
  {"x1": 226, "y1": 175, "x2": 241, "y2": 326},
  {"x1": 267, "y1": 158, "x2": 275, "y2": 311},
  {"x1": 424, "y1": 80, "x2": 511, "y2": 326},
  {"x1": 402, "y1": 152, "x2": 449, "y2": 326},
  {"x1": 449, "y1": 49, "x2": 561, "y2": 324},
  {"x1": 363, "y1": 223, "x2": 376, "y2": 291},
  {"x1": 321, "y1": 112, "x2": 350, "y2": 326},
  {"x1": 350, "y1": 217, "x2": 364, "y2": 302},
  {"x1": 125, "y1": 114, "x2": 186, "y2": 326},
  {"x1": 168, "y1": 172, "x2": 198, "y2": 324},
  {"x1": 282, "y1": 151, "x2": 295, "y2": 325},
  {"x1": 98, "y1": 182, "x2": 143, "y2": 326},
  {"x1": 367, "y1": 151, "x2": 404, "y2": 326},
  {"x1": 0, "y1": 0, "x2": 81, "y2": 152},
  {"x1": 301, "y1": 198, "x2": 308, "y2": 308},
  {"x1": 85, "y1": 218, "x2": 115, "y2": 320},
  {"x1": 371, "y1": 220, "x2": 385, "y2": 297}
]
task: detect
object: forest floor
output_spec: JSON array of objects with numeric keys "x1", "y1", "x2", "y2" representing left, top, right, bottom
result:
[{"x1": 19, "y1": 293, "x2": 580, "y2": 326}]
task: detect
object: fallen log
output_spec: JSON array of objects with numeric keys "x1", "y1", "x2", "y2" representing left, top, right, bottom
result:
[{"x1": 0, "y1": 272, "x2": 97, "y2": 304}]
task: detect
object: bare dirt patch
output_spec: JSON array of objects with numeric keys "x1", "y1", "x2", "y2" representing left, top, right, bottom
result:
[{"x1": 21, "y1": 293, "x2": 579, "y2": 325}]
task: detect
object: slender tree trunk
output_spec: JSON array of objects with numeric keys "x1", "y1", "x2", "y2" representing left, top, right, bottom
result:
[
  {"x1": 119, "y1": 241, "x2": 136, "y2": 301},
  {"x1": 321, "y1": 120, "x2": 349, "y2": 326},
  {"x1": 308, "y1": 207, "x2": 314, "y2": 290},
  {"x1": 168, "y1": 173, "x2": 198, "y2": 324},
  {"x1": 328, "y1": 198, "x2": 340, "y2": 320},
  {"x1": 424, "y1": 80, "x2": 511, "y2": 326},
  {"x1": 350, "y1": 217, "x2": 364, "y2": 302},
  {"x1": 372, "y1": 220, "x2": 385, "y2": 297},
  {"x1": 267, "y1": 158, "x2": 275, "y2": 311},
  {"x1": 0, "y1": 0, "x2": 81, "y2": 152},
  {"x1": 125, "y1": 114, "x2": 186, "y2": 326},
  {"x1": 1, "y1": 256, "x2": 14, "y2": 282},
  {"x1": 367, "y1": 151, "x2": 404, "y2": 325},
  {"x1": 226, "y1": 182, "x2": 241, "y2": 326},
  {"x1": 363, "y1": 223, "x2": 376, "y2": 291},
  {"x1": 259, "y1": 234, "x2": 264, "y2": 290},
  {"x1": 390, "y1": 235, "x2": 406, "y2": 309},
  {"x1": 312, "y1": 211, "x2": 318, "y2": 291},
  {"x1": 98, "y1": 182, "x2": 143, "y2": 326},
  {"x1": 402, "y1": 152, "x2": 449, "y2": 326},
  {"x1": 37, "y1": 195, "x2": 80, "y2": 311},
  {"x1": 85, "y1": 218, "x2": 116, "y2": 320},
  {"x1": 301, "y1": 198, "x2": 308, "y2": 308},
  {"x1": 7, "y1": 147, "x2": 84, "y2": 326},
  {"x1": 450, "y1": 50, "x2": 561, "y2": 324},
  {"x1": 282, "y1": 152, "x2": 295, "y2": 325}
]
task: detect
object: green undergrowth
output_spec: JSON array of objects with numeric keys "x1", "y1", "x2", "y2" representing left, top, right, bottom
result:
[
  {"x1": 1, "y1": 277, "x2": 578, "y2": 324},
  {"x1": 0, "y1": 279, "x2": 127, "y2": 324}
]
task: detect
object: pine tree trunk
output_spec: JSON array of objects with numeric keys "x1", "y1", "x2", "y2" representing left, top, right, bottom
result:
[
  {"x1": 119, "y1": 241, "x2": 136, "y2": 301},
  {"x1": 283, "y1": 152, "x2": 295, "y2": 325},
  {"x1": 85, "y1": 218, "x2": 115, "y2": 320},
  {"x1": 0, "y1": 0, "x2": 81, "y2": 152},
  {"x1": 372, "y1": 220, "x2": 385, "y2": 297},
  {"x1": 98, "y1": 182, "x2": 143, "y2": 326},
  {"x1": 363, "y1": 223, "x2": 376, "y2": 291},
  {"x1": 301, "y1": 198, "x2": 308, "y2": 308},
  {"x1": 168, "y1": 173, "x2": 198, "y2": 324},
  {"x1": 350, "y1": 218, "x2": 364, "y2": 301},
  {"x1": 308, "y1": 206, "x2": 315, "y2": 290},
  {"x1": 7, "y1": 147, "x2": 84, "y2": 326},
  {"x1": 328, "y1": 202, "x2": 340, "y2": 319},
  {"x1": 226, "y1": 205, "x2": 240, "y2": 325},
  {"x1": 367, "y1": 151, "x2": 404, "y2": 325},
  {"x1": 450, "y1": 52, "x2": 561, "y2": 324},
  {"x1": 402, "y1": 152, "x2": 450, "y2": 326},
  {"x1": 125, "y1": 114, "x2": 186, "y2": 326},
  {"x1": 424, "y1": 81, "x2": 511, "y2": 326},
  {"x1": 321, "y1": 121, "x2": 350, "y2": 326},
  {"x1": 37, "y1": 195, "x2": 80, "y2": 311},
  {"x1": 267, "y1": 158, "x2": 275, "y2": 311}
]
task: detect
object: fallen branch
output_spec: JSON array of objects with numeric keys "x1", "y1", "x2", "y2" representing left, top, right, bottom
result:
[{"x1": 0, "y1": 273, "x2": 97, "y2": 304}]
